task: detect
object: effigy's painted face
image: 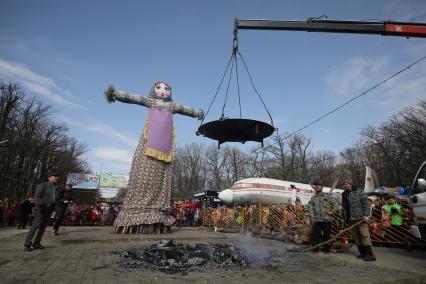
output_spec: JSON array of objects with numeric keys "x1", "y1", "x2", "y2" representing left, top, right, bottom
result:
[{"x1": 154, "y1": 82, "x2": 171, "y2": 100}]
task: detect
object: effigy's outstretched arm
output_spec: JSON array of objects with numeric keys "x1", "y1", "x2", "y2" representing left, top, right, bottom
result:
[
  {"x1": 105, "y1": 85, "x2": 150, "y2": 107},
  {"x1": 173, "y1": 103, "x2": 204, "y2": 120}
]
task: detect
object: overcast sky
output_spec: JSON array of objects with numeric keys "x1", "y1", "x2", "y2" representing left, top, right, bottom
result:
[{"x1": 1, "y1": 0, "x2": 425, "y2": 174}]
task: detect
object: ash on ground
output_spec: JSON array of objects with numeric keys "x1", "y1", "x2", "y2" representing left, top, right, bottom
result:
[{"x1": 118, "y1": 240, "x2": 247, "y2": 274}]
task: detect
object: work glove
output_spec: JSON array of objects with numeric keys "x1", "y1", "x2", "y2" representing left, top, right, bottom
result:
[{"x1": 362, "y1": 216, "x2": 369, "y2": 222}]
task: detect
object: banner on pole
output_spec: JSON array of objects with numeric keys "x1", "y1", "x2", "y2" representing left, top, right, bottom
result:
[
  {"x1": 99, "y1": 173, "x2": 129, "y2": 189},
  {"x1": 66, "y1": 173, "x2": 100, "y2": 190}
]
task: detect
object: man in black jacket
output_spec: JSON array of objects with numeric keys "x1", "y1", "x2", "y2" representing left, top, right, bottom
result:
[
  {"x1": 24, "y1": 170, "x2": 60, "y2": 251},
  {"x1": 18, "y1": 197, "x2": 35, "y2": 229},
  {"x1": 341, "y1": 178, "x2": 375, "y2": 261},
  {"x1": 52, "y1": 183, "x2": 72, "y2": 235}
]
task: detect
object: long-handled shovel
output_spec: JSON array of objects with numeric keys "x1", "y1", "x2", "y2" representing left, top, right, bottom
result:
[{"x1": 287, "y1": 219, "x2": 364, "y2": 253}]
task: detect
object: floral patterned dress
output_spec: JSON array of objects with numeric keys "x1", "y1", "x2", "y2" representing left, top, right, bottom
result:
[{"x1": 110, "y1": 82, "x2": 203, "y2": 231}]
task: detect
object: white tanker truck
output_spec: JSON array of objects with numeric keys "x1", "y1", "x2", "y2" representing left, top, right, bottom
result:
[{"x1": 409, "y1": 161, "x2": 426, "y2": 241}]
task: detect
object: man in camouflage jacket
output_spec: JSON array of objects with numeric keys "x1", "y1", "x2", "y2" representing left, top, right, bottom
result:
[
  {"x1": 308, "y1": 181, "x2": 338, "y2": 253},
  {"x1": 341, "y1": 179, "x2": 376, "y2": 261}
]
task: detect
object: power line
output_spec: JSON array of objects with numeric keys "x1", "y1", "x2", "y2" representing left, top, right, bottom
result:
[
  {"x1": 257, "y1": 55, "x2": 426, "y2": 153},
  {"x1": 259, "y1": 125, "x2": 420, "y2": 175}
]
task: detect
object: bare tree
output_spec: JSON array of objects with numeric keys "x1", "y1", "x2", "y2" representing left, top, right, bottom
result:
[
  {"x1": 170, "y1": 100, "x2": 425, "y2": 197},
  {"x1": 223, "y1": 146, "x2": 248, "y2": 185},
  {"x1": 266, "y1": 132, "x2": 288, "y2": 179},
  {"x1": 0, "y1": 82, "x2": 90, "y2": 200},
  {"x1": 358, "y1": 101, "x2": 426, "y2": 186},
  {"x1": 204, "y1": 144, "x2": 226, "y2": 191},
  {"x1": 171, "y1": 143, "x2": 206, "y2": 199},
  {"x1": 307, "y1": 151, "x2": 337, "y2": 186},
  {"x1": 0, "y1": 82, "x2": 23, "y2": 139},
  {"x1": 248, "y1": 147, "x2": 271, "y2": 178}
]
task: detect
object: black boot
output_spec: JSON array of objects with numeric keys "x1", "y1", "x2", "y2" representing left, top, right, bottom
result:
[
  {"x1": 323, "y1": 244, "x2": 331, "y2": 253},
  {"x1": 356, "y1": 245, "x2": 365, "y2": 259},
  {"x1": 24, "y1": 246, "x2": 33, "y2": 252},
  {"x1": 363, "y1": 245, "x2": 376, "y2": 261}
]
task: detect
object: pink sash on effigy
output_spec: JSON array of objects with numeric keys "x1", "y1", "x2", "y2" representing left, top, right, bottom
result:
[{"x1": 145, "y1": 107, "x2": 174, "y2": 162}]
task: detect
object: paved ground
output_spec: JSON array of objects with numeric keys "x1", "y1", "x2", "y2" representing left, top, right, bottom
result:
[{"x1": 0, "y1": 226, "x2": 425, "y2": 284}]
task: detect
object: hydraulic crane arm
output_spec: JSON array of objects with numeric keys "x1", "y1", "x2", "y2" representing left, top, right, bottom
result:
[{"x1": 235, "y1": 19, "x2": 426, "y2": 38}]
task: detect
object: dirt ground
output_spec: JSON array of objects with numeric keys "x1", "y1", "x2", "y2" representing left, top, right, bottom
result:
[{"x1": 0, "y1": 226, "x2": 425, "y2": 283}]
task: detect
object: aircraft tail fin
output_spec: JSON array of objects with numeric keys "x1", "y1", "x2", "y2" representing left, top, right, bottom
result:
[{"x1": 364, "y1": 165, "x2": 379, "y2": 192}]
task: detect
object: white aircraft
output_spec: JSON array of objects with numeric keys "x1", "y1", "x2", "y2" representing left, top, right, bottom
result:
[
  {"x1": 218, "y1": 166, "x2": 377, "y2": 206},
  {"x1": 218, "y1": 178, "x2": 342, "y2": 206},
  {"x1": 364, "y1": 165, "x2": 407, "y2": 197}
]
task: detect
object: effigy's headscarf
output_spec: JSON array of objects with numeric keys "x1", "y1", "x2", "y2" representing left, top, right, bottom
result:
[
  {"x1": 148, "y1": 81, "x2": 173, "y2": 101},
  {"x1": 144, "y1": 82, "x2": 175, "y2": 162}
]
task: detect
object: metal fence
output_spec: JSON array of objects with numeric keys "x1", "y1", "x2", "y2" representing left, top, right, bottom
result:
[{"x1": 202, "y1": 204, "x2": 426, "y2": 247}]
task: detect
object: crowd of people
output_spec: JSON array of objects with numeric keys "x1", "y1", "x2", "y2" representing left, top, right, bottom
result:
[
  {"x1": 1, "y1": 198, "x2": 210, "y2": 229},
  {"x1": 206, "y1": 186, "x2": 414, "y2": 247},
  {"x1": 1, "y1": 194, "x2": 412, "y2": 233},
  {"x1": 210, "y1": 199, "x2": 313, "y2": 229},
  {"x1": 368, "y1": 195, "x2": 412, "y2": 242},
  {"x1": 1, "y1": 198, "x2": 209, "y2": 229},
  {"x1": 0, "y1": 198, "x2": 122, "y2": 228},
  {"x1": 1, "y1": 179, "x2": 414, "y2": 254},
  {"x1": 171, "y1": 203, "x2": 203, "y2": 227}
]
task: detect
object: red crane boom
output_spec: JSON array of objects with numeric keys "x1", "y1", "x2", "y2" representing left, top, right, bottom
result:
[{"x1": 235, "y1": 19, "x2": 426, "y2": 38}]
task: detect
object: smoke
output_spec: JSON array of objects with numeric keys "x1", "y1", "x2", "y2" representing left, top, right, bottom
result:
[{"x1": 235, "y1": 237, "x2": 272, "y2": 266}]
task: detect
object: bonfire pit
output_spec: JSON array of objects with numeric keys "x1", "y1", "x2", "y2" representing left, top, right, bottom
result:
[{"x1": 119, "y1": 240, "x2": 247, "y2": 274}]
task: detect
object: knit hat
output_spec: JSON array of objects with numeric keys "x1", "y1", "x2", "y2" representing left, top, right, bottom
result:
[
  {"x1": 313, "y1": 180, "x2": 323, "y2": 186},
  {"x1": 343, "y1": 178, "x2": 353, "y2": 185},
  {"x1": 47, "y1": 170, "x2": 60, "y2": 177}
]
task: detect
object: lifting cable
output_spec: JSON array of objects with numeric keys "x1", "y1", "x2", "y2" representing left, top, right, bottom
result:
[
  {"x1": 220, "y1": 50, "x2": 236, "y2": 119},
  {"x1": 200, "y1": 28, "x2": 274, "y2": 127},
  {"x1": 199, "y1": 53, "x2": 234, "y2": 126},
  {"x1": 237, "y1": 50, "x2": 274, "y2": 126},
  {"x1": 256, "y1": 55, "x2": 426, "y2": 153}
]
